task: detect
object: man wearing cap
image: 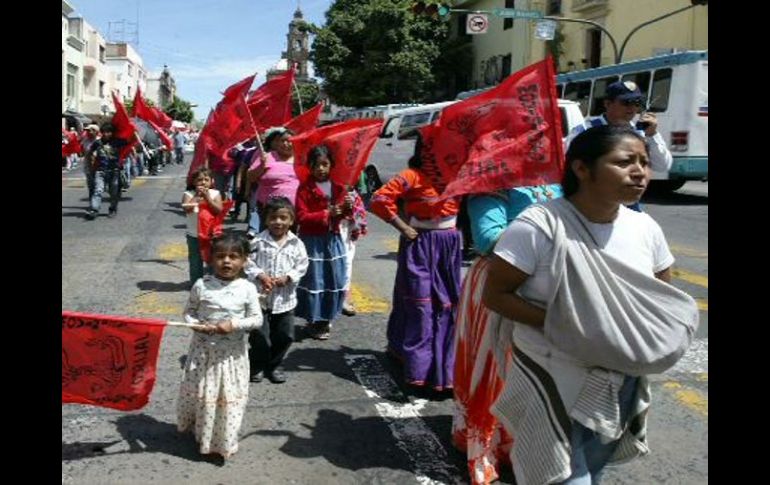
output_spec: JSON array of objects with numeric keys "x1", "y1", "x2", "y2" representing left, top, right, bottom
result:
[
  {"x1": 565, "y1": 80, "x2": 672, "y2": 174},
  {"x1": 80, "y1": 124, "x2": 100, "y2": 199}
]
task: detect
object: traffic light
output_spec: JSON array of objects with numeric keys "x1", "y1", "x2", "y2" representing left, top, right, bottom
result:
[{"x1": 410, "y1": 2, "x2": 451, "y2": 20}]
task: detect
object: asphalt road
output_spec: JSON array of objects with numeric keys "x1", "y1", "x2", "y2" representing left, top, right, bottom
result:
[{"x1": 62, "y1": 161, "x2": 707, "y2": 484}]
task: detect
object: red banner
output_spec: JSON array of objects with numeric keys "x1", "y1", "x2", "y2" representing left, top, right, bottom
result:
[
  {"x1": 132, "y1": 88, "x2": 173, "y2": 150},
  {"x1": 62, "y1": 130, "x2": 82, "y2": 157},
  {"x1": 62, "y1": 311, "x2": 166, "y2": 411},
  {"x1": 291, "y1": 119, "x2": 384, "y2": 186},
  {"x1": 422, "y1": 57, "x2": 564, "y2": 199},
  {"x1": 198, "y1": 200, "x2": 235, "y2": 263},
  {"x1": 152, "y1": 107, "x2": 173, "y2": 130},
  {"x1": 206, "y1": 95, "x2": 256, "y2": 174},
  {"x1": 247, "y1": 67, "x2": 294, "y2": 132},
  {"x1": 285, "y1": 101, "x2": 325, "y2": 135},
  {"x1": 111, "y1": 92, "x2": 138, "y2": 160},
  {"x1": 132, "y1": 87, "x2": 154, "y2": 122},
  {"x1": 223, "y1": 73, "x2": 255, "y2": 103}
]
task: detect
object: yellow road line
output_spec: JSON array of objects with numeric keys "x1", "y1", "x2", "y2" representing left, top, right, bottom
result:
[
  {"x1": 131, "y1": 179, "x2": 147, "y2": 188},
  {"x1": 349, "y1": 283, "x2": 390, "y2": 314},
  {"x1": 383, "y1": 237, "x2": 399, "y2": 253},
  {"x1": 672, "y1": 268, "x2": 708, "y2": 288},
  {"x1": 696, "y1": 373, "x2": 708, "y2": 382},
  {"x1": 157, "y1": 242, "x2": 188, "y2": 261},
  {"x1": 670, "y1": 245, "x2": 708, "y2": 258},
  {"x1": 663, "y1": 381, "x2": 708, "y2": 416}
]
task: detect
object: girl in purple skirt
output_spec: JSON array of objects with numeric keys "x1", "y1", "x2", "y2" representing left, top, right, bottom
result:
[{"x1": 369, "y1": 135, "x2": 462, "y2": 391}]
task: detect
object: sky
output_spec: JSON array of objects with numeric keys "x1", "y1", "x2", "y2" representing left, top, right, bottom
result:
[{"x1": 71, "y1": 0, "x2": 333, "y2": 120}]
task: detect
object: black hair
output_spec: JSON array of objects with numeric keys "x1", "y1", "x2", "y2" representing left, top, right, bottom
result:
[
  {"x1": 308, "y1": 144, "x2": 334, "y2": 169},
  {"x1": 210, "y1": 232, "x2": 249, "y2": 259},
  {"x1": 186, "y1": 166, "x2": 214, "y2": 190},
  {"x1": 562, "y1": 124, "x2": 645, "y2": 197},
  {"x1": 100, "y1": 122, "x2": 115, "y2": 133},
  {"x1": 263, "y1": 196, "x2": 296, "y2": 220},
  {"x1": 408, "y1": 132, "x2": 425, "y2": 169},
  {"x1": 264, "y1": 128, "x2": 294, "y2": 151}
]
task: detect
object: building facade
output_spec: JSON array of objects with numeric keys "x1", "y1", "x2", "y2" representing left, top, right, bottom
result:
[
  {"x1": 62, "y1": 1, "x2": 84, "y2": 115},
  {"x1": 146, "y1": 65, "x2": 177, "y2": 109},
  {"x1": 80, "y1": 19, "x2": 112, "y2": 120},
  {"x1": 105, "y1": 42, "x2": 147, "y2": 106}
]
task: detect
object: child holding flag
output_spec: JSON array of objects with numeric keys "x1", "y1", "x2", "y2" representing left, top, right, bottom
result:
[
  {"x1": 177, "y1": 233, "x2": 262, "y2": 460},
  {"x1": 294, "y1": 145, "x2": 353, "y2": 340},
  {"x1": 182, "y1": 167, "x2": 223, "y2": 286}
]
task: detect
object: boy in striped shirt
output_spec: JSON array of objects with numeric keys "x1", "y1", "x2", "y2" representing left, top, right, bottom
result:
[{"x1": 245, "y1": 197, "x2": 309, "y2": 384}]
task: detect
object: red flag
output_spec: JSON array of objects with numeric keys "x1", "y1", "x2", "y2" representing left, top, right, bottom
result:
[
  {"x1": 285, "y1": 101, "x2": 325, "y2": 135},
  {"x1": 198, "y1": 200, "x2": 235, "y2": 263},
  {"x1": 152, "y1": 107, "x2": 173, "y2": 130},
  {"x1": 188, "y1": 112, "x2": 214, "y2": 181},
  {"x1": 222, "y1": 73, "x2": 255, "y2": 102},
  {"x1": 206, "y1": 95, "x2": 256, "y2": 175},
  {"x1": 423, "y1": 57, "x2": 564, "y2": 199},
  {"x1": 247, "y1": 67, "x2": 294, "y2": 131},
  {"x1": 132, "y1": 86, "x2": 154, "y2": 121},
  {"x1": 62, "y1": 311, "x2": 166, "y2": 411},
  {"x1": 291, "y1": 119, "x2": 384, "y2": 186},
  {"x1": 148, "y1": 118, "x2": 173, "y2": 151},
  {"x1": 111, "y1": 91, "x2": 138, "y2": 160},
  {"x1": 62, "y1": 130, "x2": 82, "y2": 157}
]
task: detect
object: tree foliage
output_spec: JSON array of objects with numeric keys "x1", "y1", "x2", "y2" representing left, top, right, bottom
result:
[
  {"x1": 122, "y1": 96, "x2": 155, "y2": 115},
  {"x1": 292, "y1": 81, "x2": 321, "y2": 117},
  {"x1": 310, "y1": 0, "x2": 459, "y2": 106},
  {"x1": 164, "y1": 95, "x2": 195, "y2": 123}
]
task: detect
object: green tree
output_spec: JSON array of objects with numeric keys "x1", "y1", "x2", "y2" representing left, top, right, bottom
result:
[
  {"x1": 292, "y1": 81, "x2": 321, "y2": 117},
  {"x1": 310, "y1": 0, "x2": 453, "y2": 106},
  {"x1": 164, "y1": 95, "x2": 195, "y2": 123},
  {"x1": 123, "y1": 96, "x2": 155, "y2": 115}
]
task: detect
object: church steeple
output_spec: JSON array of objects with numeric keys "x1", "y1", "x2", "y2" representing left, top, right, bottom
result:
[{"x1": 285, "y1": 4, "x2": 309, "y2": 81}]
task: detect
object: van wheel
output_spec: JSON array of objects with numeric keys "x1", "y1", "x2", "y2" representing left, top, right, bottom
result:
[{"x1": 648, "y1": 179, "x2": 687, "y2": 193}]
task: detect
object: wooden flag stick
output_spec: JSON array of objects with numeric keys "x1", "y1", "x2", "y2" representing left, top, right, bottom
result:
[
  {"x1": 166, "y1": 320, "x2": 209, "y2": 330},
  {"x1": 243, "y1": 95, "x2": 266, "y2": 155}
]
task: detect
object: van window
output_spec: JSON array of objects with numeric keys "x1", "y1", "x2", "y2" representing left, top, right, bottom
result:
[
  {"x1": 590, "y1": 75, "x2": 619, "y2": 116},
  {"x1": 620, "y1": 71, "x2": 651, "y2": 106},
  {"x1": 560, "y1": 107, "x2": 568, "y2": 137},
  {"x1": 648, "y1": 68, "x2": 672, "y2": 113},
  {"x1": 381, "y1": 116, "x2": 400, "y2": 138},
  {"x1": 430, "y1": 110, "x2": 441, "y2": 122},
  {"x1": 398, "y1": 112, "x2": 432, "y2": 139},
  {"x1": 563, "y1": 80, "x2": 591, "y2": 116}
]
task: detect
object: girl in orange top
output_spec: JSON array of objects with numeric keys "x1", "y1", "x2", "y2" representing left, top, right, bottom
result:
[{"x1": 369, "y1": 134, "x2": 462, "y2": 392}]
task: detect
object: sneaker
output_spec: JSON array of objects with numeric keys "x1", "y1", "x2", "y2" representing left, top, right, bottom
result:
[
  {"x1": 341, "y1": 303, "x2": 357, "y2": 317},
  {"x1": 250, "y1": 371, "x2": 264, "y2": 383},
  {"x1": 108, "y1": 208, "x2": 117, "y2": 218},
  {"x1": 265, "y1": 369, "x2": 286, "y2": 384},
  {"x1": 313, "y1": 323, "x2": 331, "y2": 340},
  {"x1": 85, "y1": 209, "x2": 96, "y2": 220}
]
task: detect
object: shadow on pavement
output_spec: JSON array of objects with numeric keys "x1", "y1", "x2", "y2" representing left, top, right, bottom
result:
[
  {"x1": 243, "y1": 410, "x2": 463, "y2": 482},
  {"x1": 62, "y1": 414, "x2": 222, "y2": 466},
  {"x1": 371, "y1": 252, "x2": 398, "y2": 261},
  {"x1": 137, "y1": 280, "x2": 190, "y2": 292},
  {"x1": 279, "y1": 346, "x2": 373, "y2": 387}
]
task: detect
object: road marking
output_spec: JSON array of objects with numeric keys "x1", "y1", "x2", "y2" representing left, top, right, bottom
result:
[
  {"x1": 131, "y1": 179, "x2": 147, "y2": 188},
  {"x1": 344, "y1": 354, "x2": 461, "y2": 485},
  {"x1": 695, "y1": 298, "x2": 708, "y2": 311},
  {"x1": 349, "y1": 283, "x2": 390, "y2": 314},
  {"x1": 157, "y1": 242, "x2": 187, "y2": 261},
  {"x1": 670, "y1": 245, "x2": 708, "y2": 258},
  {"x1": 384, "y1": 237, "x2": 400, "y2": 253},
  {"x1": 662, "y1": 381, "x2": 708, "y2": 416},
  {"x1": 129, "y1": 292, "x2": 180, "y2": 316},
  {"x1": 672, "y1": 268, "x2": 708, "y2": 288}
]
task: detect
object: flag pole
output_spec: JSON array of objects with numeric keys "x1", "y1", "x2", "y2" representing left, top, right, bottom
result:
[
  {"x1": 243, "y1": 95, "x2": 266, "y2": 154},
  {"x1": 166, "y1": 320, "x2": 209, "y2": 330},
  {"x1": 292, "y1": 79, "x2": 304, "y2": 114}
]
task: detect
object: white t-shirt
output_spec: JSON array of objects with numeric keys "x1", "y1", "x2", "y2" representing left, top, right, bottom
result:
[
  {"x1": 494, "y1": 203, "x2": 675, "y2": 349},
  {"x1": 184, "y1": 188, "x2": 221, "y2": 237}
]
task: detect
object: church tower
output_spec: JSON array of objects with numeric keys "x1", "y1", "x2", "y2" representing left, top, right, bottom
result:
[{"x1": 284, "y1": 7, "x2": 310, "y2": 82}]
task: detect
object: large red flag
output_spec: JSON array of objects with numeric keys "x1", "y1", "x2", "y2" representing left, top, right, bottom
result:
[
  {"x1": 132, "y1": 86, "x2": 154, "y2": 121},
  {"x1": 62, "y1": 311, "x2": 166, "y2": 411},
  {"x1": 188, "y1": 111, "x2": 214, "y2": 181},
  {"x1": 285, "y1": 101, "x2": 325, "y2": 135},
  {"x1": 206, "y1": 95, "x2": 256, "y2": 175},
  {"x1": 111, "y1": 92, "x2": 138, "y2": 160},
  {"x1": 198, "y1": 200, "x2": 235, "y2": 263},
  {"x1": 152, "y1": 107, "x2": 173, "y2": 130},
  {"x1": 423, "y1": 57, "x2": 564, "y2": 199},
  {"x1": 62, "y1": 129, "x2": 82, "y2": 157},
  {"x1": 291, "y1": 119, "x2": 384, "y2": 186},
  {"x1": 222, "y1": 73, "x2": 256, "y2": 103},
  {"x1": 247, "y1": 67, "x2": 294, "y2": 131}
]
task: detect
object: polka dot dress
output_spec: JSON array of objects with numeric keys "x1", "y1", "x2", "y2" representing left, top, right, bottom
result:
[{"x1": 177, "y1": 276, "x2": 261, "y2": 459}]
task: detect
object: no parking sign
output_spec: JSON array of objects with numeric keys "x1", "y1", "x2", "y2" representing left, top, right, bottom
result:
[{"x1": 466, "y1": 13, "x2": 488, "y2": 35}]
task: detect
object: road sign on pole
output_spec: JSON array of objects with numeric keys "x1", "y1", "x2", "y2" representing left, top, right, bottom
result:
[
  {"x1": 492, "y1": 8, "x2": 543, "y2": 19},
  {"x1": 466, "y1": 13, "x2": 489, "y2": 34}
]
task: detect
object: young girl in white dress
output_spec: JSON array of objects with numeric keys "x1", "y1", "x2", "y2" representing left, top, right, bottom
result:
[{"x1": 177, "y1": 233, "x2": 262, "y2": 459}]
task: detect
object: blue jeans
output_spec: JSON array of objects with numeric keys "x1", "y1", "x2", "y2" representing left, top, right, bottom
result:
[
  {"x1": 175, "y1": 147, "x2": 184, "y2": 164},
  {"x1": 134, "y1": 153, "x2": 145, "y2": 177},
  {"x1": 558, "y1": 376, "x2": 640, "y2": 484},
  {"x1": 90, "y1": 166, "x2": 120, "y2": 212},
  {"x1": 123, "y1": 158, "x2": 132, "y2": 188}
]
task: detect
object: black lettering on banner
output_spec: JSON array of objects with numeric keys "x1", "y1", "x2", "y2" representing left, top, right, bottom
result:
[
  {"x1": 516, "y1": 83, "x2": 547, "y2": 164},
  {"x1": 132, "y1": 334, "x2": 151, "y2": 386},
  {"x1": 344, "y1": 131, "x2": 365, "y2": 168}
]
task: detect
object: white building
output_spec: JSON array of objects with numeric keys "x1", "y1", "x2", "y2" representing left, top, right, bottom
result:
[
  {"x1": 62, "y1": 0, "x2": 84, "y2": 115},
  {"x1": 106, "y1": 42, "x2": 147, "y2": 106},
  {"x1": 80, "y1": 19, "x2": 112, "y2": 120}
]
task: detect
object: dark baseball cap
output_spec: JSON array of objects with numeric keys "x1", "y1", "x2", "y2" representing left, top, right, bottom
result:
[{"x1": 605, "y1": 80, "x2": 643, "y2": 101}]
